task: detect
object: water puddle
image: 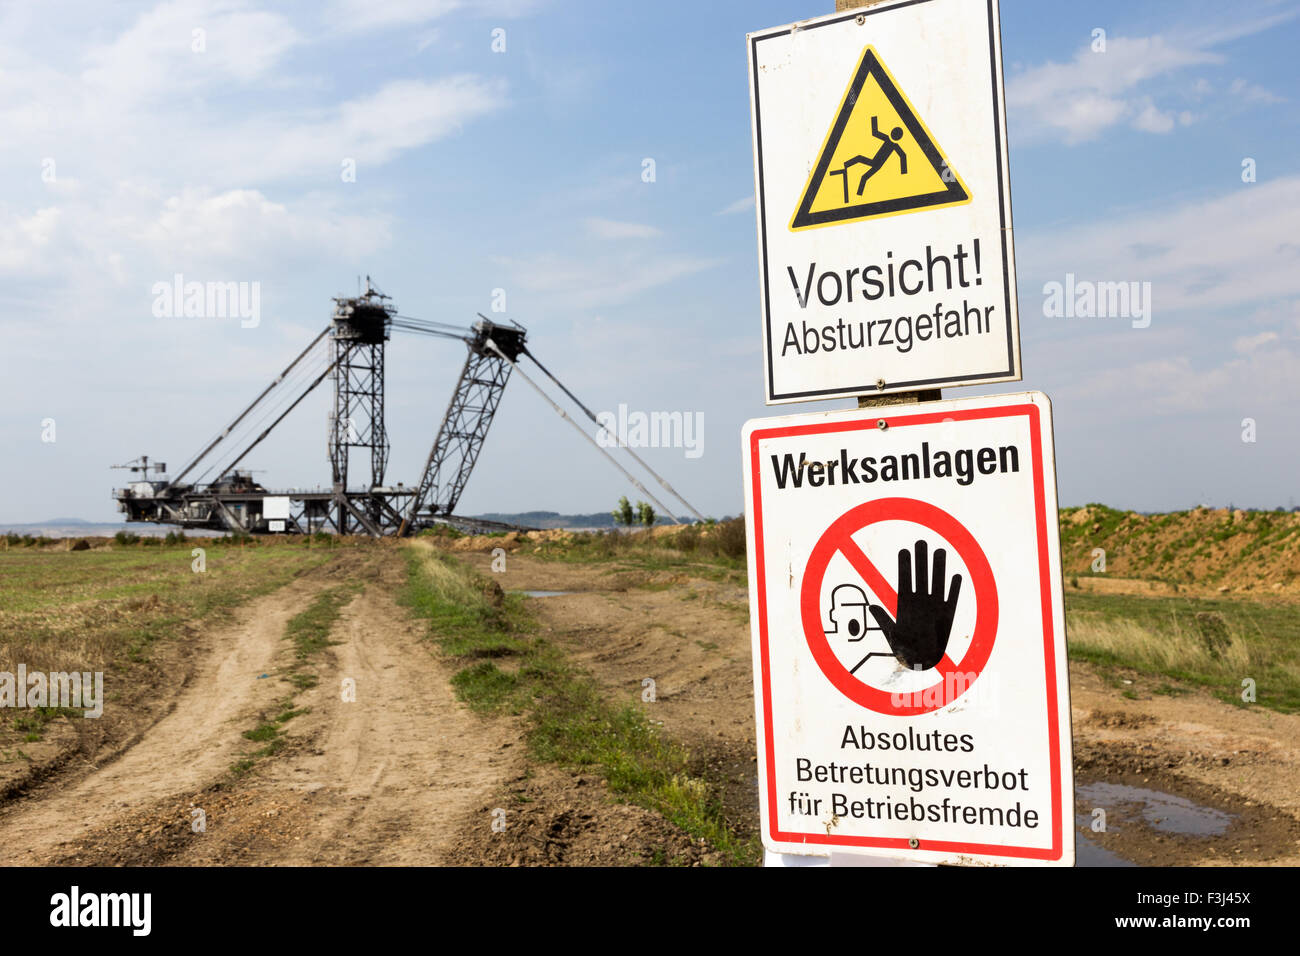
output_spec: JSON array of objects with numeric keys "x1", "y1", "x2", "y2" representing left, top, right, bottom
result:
[
  {"x1": 1074, "y1": 828, "x2": 1137, "y2": 867},
  {"x1": 1077, "y1": 782, "x2": 1236, "y2": 836},
  {"x1": 511, "y1": 590, "x2": 571, "y2": 598}
]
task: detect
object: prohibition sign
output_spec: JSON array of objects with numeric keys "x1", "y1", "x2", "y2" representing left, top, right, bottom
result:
[{"x1": 800, "y1": 497, "x2": 998, "y2": 716}]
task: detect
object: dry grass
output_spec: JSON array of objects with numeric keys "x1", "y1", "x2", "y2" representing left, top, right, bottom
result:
[
  {"x1": 1067, "y1": 609, "x2": 1251, "y2": 676},
  {"x1": 0, "y1": 544, "x2": 335, "y2": 761},
  {"x1": 1065, "y1": 592, "x2": 1300, "y2": 712}
]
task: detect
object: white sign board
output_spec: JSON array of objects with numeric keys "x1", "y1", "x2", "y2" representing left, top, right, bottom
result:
[
  {"x1": 741, "y1": 392, "x2": 1072, "y2": 865},
  {"x1": 748, "y1": 0, "x2": 1020, "y2": 403},
  {"x1": 263, "y1": 496, "x2": 291, "y2": 520}
]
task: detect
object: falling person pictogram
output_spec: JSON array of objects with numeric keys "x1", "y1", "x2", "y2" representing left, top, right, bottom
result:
[{"x1": 827, "y1": 115, "x2": 908, "y2": 205}]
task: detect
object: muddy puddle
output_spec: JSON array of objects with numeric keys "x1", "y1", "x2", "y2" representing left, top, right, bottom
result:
[
  {"x1": 1070, "y1": 775, "x2": 1281, "y2": 866},
  {"x1": 1079, "y1": 782, "x2": 1235, "y2": 836}
]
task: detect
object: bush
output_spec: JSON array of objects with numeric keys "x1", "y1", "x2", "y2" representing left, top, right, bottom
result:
[{"x1": 699, "y1": 517, "x2": 746, "y2": 559}]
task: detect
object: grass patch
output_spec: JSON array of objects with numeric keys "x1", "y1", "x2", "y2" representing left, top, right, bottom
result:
[
  {"x1": 10, "y1": 706, "x2": 80, "y2": 742},
  {"x1": 1065, "y1": 590, "x2": 1300, "y2": 712},
  {"x1": 229, "y1": 584, "x2": 356, "y2": 777},
  {"x1": 285, "y1": 586, "x2": 357, "y2": 665},
  {"x1": 242, "y1": 721, "x2": 279, "y2": 742},
  {"x1": 450, "y1": 661, "x2": 524, "y2": 713},
  {"x1": 402, "y1": 543, "x2": 759, "y2": 866}
]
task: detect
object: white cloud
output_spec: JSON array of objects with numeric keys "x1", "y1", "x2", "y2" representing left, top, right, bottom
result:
[
  {"x1": 1131, "y1": 100, "x2": 1176, "y2": 134},
  {"x1": 716, "y1": 195, "x2": 755, "y2": 216},
  {"x1": 135, "y1": 188, "x2": 390, "y2": 264},
  {"x1": 1181, "y1": 8, "x2": 1300, "y2": 49},
  {"x1": 0, "y1": 207, "x2": 62, "y2": 271},
  {"x1": 1007, "y1": 11, "x2": 1294, "y2": 146},
  {"x1": 325, "y1": 0, "x2": 541, "y2": 32},
  {"x1": 1229, "y1": 77, "x2": 1285, "y2": 104},
  {"x1": 116, "y1": 74, "x2": 506, "y2": 185},
  {"x1": 0, "y1": 2, "x2": 507, "y2": 353},
  {"x1": 82, "y1": 0, "x2": 301, "y2": 104},
  {"x1": 1021, "y1": 175, "x2": 1300, "y2": 315},
  {"x1": 504, "y1": 252, "x2": 720, "y2": 309},
  {"x1": 1052, "y1": 338, "x2": 1300, "y2": 417},
  {"x1": 0, "y1": 5, "x2": 507, "y2": 187},
  {"x1": 326, "y1": 0, "x2": 463, "y2": 31},
  {"x1": 1008, "y1": 36, "x2": 1219, "y2": 143},
  {"x1": 1234, "y1": 330, "x2": 1279, "y2": 353},
  {"x1": 0, "y1": 185, "x2": 392, "y2": 313},
  {"x1": 584, "y1": 217, "x2": 662, "y2": 240}
]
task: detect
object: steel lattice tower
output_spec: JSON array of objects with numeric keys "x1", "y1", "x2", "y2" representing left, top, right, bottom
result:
[
  {"x1": 328, "y1": 281, "x2": 393, "y2": 532},
  {"x1": 405, "y1": 319, "x2": 525, "y2": 525}
]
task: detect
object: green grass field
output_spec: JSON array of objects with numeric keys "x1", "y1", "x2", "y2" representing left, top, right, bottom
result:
[{"x1": 1064, "y1": 589, "x2": 1300, "y2": 712}]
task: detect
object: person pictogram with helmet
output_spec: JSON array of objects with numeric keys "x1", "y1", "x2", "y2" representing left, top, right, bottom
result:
[{"x1": 824, "y1": 540, "x2": 963, "y2": 674}]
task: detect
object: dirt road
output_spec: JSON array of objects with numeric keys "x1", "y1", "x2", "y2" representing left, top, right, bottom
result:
[
  {"x1": 460, "y1": 550, "x2": 1300, "y2": 867},
  {"x1": 0, "y1": 553, "x2": 521, "y2": 866}
]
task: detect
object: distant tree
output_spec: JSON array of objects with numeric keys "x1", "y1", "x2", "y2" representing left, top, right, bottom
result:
[
  {"x1": 612, "y1": 496, "x2": 635, "y2": 527},
  {"x1": 636, "y1": 501, "x2": 656, "y2": 527}
]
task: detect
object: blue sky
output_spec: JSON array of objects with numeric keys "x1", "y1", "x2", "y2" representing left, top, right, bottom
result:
[{"x1": 2, "y1": 0, "x2": 1298, "y2": 524}]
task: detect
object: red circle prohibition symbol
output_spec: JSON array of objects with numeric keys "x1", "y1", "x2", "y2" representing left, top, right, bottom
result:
[{"x1": 800, "y1": 497, "x2": 999, "y2": 716}]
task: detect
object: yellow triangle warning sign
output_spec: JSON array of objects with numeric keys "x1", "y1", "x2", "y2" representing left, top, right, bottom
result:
[{"x1": 791, "y1": 46, "x2": 971, "y2": 231}]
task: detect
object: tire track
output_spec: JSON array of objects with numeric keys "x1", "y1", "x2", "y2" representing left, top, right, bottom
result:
[{"x1": 0, "y1": 574, "x2": 326, "y2": 865}]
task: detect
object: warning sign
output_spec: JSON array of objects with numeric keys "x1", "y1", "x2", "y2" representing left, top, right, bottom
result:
[
  {"x1": 802, "y1": 497, "x2": 998, "y2": 716},
  {"x1": 748, "y1": 0, "x2": 1021, "y2": 403},
  {"x1": 741, "y1": 392, "x2": 1074, "y2": 865},
  {"x1": 791, "y1": 47, "x2": 970, "y2": 230}
]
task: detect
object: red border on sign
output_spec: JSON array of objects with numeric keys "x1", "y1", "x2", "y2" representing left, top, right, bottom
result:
[
  {"x1": 801, "y1": 497, "x2": 999, "y2": 715},
  {"x1": 748, "y1": 403, "x2": 1065, "y2": 861}
]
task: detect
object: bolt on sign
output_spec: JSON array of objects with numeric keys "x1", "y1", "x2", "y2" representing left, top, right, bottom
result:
[
  {"x1": 741, "y1": 393, "x2": 1073, "y2": 865},
  {"x1": 748, "y1": 0, "x2": 1021, "y2": 404}
]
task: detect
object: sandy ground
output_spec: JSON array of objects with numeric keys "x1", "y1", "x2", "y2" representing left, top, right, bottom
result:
[
  {"x1": 460, "y1": 551, "x2": 1300, "y2": 867},
  {"x1": 0, "y1": 554, "x2": 521, "y2": 866}
]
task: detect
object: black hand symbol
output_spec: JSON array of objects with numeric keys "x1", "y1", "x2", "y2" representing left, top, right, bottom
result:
[{"x1": 868, "y1": 540, "x2": 962, "y2": 671}]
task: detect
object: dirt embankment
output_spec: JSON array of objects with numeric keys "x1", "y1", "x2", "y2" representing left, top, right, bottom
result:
[
  {"x1": 0, "y1": 552, "x2": 521, "y2": 866},
  {"x1": 1059, "y1": 505, "x2": 1300, "y2": 596}
]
